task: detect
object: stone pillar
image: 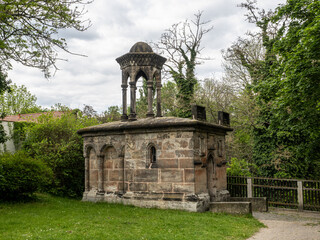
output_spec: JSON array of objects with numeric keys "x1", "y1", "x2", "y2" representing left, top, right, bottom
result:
[
  {"x1": 84, "y1": 156, "x2": 90, "y2": 192},
  {"x1": 146, "y1": 80, "x2": 154, "y2": 118},
  {"x1": 129, "y1": 81, "x2": 137, "y2": 120},
  {"x1": 156, "y1": 82, "x2": 162, "y2": 117},
  {"x1": 121, "y1": 84, "x2": 128, "y2": 121},
  {"x1": 97, "y1": 155, "x2": 104, "y2": 194}
]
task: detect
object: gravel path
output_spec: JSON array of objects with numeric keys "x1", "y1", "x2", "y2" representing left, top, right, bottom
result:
[{"x1": 247, "y1": 208, "x2": 320, "y2": 240}]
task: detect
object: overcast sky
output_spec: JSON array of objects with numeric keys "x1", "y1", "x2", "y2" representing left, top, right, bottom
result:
[{"x1": 8, "y1": 0, "x2": 285, "y2": 113}]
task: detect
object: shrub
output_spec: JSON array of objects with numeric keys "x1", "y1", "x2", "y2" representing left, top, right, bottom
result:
[
  {"x1": 23, "y1": 111, "x2": 99, "y2": 198},
  {"x1": 227, "y1": 157, "x2": 261, "y2": 177},
  {"x1": 0, "y1": 151, "x2": 52, "y2": 200}
]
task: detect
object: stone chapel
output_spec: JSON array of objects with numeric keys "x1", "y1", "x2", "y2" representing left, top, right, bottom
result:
[{"x1": 77, "y1": 42, "x2": 232, "y2": 212}]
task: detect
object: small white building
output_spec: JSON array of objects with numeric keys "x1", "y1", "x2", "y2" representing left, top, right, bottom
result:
[{"x1": 0, "y1": 112, "x2": 65, "y2": 153}]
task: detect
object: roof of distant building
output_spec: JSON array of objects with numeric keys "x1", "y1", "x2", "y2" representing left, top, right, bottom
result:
[{"x1": 0, "y1": 111, "x2": 65, "y2": 123}]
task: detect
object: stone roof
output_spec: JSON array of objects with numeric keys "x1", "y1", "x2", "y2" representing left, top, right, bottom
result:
[
  {"x1": 0, "y1": 111, "x2": 65, "y2": 123},
  {"x1": 116, "y1": 42, "x2": 166, "y2": 69},
  {"x1": 77, "y1": 117, "x2": 233, "y2": 135},
  {"x1": 129, "y1": 42, "x2": 153, "y2": 53}
]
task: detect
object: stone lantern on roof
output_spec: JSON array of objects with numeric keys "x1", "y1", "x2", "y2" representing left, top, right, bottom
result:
[{"x1": 116, "y1": 42, "x2": 166, "y2": 121}]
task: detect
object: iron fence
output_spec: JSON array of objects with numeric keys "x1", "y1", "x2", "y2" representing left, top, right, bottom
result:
[{"x1": 227, "y1": 176, "x2": 320, "y2": 211}]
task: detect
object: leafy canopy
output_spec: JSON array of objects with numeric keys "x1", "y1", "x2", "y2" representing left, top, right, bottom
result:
[{"x1": 0, "y1": 0, "x2": 92, "y2": 78}]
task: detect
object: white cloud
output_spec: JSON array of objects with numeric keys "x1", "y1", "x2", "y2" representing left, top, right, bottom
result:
[{"x1": 7, "y1": 0, "x2": 285, "y2": 113}]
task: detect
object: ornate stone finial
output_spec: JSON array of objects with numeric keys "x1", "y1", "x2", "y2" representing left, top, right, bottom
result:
[{"x1": 116, "y1": 42, "x2": 166, "y2": 121}]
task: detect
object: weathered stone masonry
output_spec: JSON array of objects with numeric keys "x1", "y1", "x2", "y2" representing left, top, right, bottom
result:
[
  {"x1": 78, "y1": 118, "x2": 232, "y2": 212},
  {"x1": 78, "y1": 42, "x2": 232, "y2": 212}
]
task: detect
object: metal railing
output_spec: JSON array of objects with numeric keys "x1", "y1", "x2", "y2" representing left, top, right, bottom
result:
[{"x1": 227, "y1": 176, "x2": 320, "y2": 211}]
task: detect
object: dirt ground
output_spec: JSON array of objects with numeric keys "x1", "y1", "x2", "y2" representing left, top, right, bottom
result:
[{"x1": 247, "y1": 208, "x2": 320, "y2": 240}]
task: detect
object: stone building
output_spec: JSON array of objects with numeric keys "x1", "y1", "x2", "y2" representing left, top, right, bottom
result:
[{"x1": 78, "y1": 42, "x2": 232, "y2": 212}]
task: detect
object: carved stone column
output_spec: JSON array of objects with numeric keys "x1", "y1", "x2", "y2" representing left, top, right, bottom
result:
[
  {"x1": 146, "y1": 80, "x2": 154, "y2": 118},
  {"x1": 121, "y1": 84, "x2": 128, "y2": 121},
  {"x1": 156, "y1": 82, "x2": 162, "y2": 117},
  {"x1": 97, "y1": 155, "x2": 104, "y2": 194},
  {"x1": 129, "y1": 82, "x2": 137, "y2": 120},
  {"x1": 84, "y1": 156, "x2": 90, "y2": 192}
]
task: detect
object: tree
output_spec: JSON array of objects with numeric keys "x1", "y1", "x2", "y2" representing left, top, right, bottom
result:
[
  {"x1": 262, "y1": 0, "x2": 320, "y2": 179},
  {"x1": 23, "y1": 111, "x2": 99, "y2": 198},
  {"x1": 153, "y1": 11, "x2": 213, "y2": 118},
  {"x1": 0, "y1": 0, "x2": 92, "y2": 78},
  {"x1": 0, "y1": 83, "x2": 42, "y2": 116},
  {"x1": 229, "y1": 0, "x2": 320, "y2": 179},
  {"x1": 0, "y1": 67, "x2": 10, "y2": 95},
  {"x1": 98, "y1": 105, "x2": 121, "y2": 123}
]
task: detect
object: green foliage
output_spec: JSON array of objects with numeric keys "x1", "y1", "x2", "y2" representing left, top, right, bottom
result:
[
  {"x1": 155, "y1": 12, "x2": 213, "y2": 118},
  {"x1": 0, "y1": 124, "x2": 7, "y2": 145},
  {"x1": 12, "y1": 122, "x2": 34, "y2": 151},
  {"x1": 0, "y1": 151, "x2": 52, "y2": 201},
  {"x1": 98, "y1": 106, "x2": 122, "y2": 122},
  {"x1": 0, "y1": 83, "x2": 43, "y2": 116},
  {"x1": 135, "y1": 77, "x2": 156, "y2": 118},
  {"x1": 249, "y1": 0, "x2": 320, "y2": 179},
  {"x1": 0, "y1": 0, "x2": 92, "y2": 77},
  {"x1": 0, "y1": 68, "x2": 10, "y2": 95},
  {"x1": 0, "y1": 193, "x2": 263, "y2": 240},
  {"x1": 227, "y1": 157, "x2": 260, "y2": 177},
  {"x1": 161, "y1": 80, "x2": 179, "y2": 116},
  {"x1": 23, "y1": 112, "x2": 99, "y2": 198}
]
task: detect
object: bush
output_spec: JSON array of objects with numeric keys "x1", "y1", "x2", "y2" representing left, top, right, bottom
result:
[
  {"x1": 0, "y1": 151, "x2": 52, "y2": 200},
  {"x1": 227, "y1": 157, "x2": 261, "y2": 177},
  {"x1": 23, "y1": 111, "x2": 99, "y2": 198}
]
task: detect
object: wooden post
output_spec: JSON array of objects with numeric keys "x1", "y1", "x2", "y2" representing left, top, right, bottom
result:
[
  {"x1": 247, "y1": 178, "x2": 253, "y2": 198},
  {"x1": 297, "y1": 180, "x2": 303, "y2": 211}
]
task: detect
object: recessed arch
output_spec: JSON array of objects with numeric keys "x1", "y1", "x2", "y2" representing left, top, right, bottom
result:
[
  {"x1": 146, "y1": 143, "x2": 158, "y2": 168},
  {"x1": 135, "y1": 69, "x2": 148, "y2": 82}
]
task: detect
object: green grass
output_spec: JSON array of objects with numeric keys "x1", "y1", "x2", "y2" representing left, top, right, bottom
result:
[{"x1": 0, "y1": 194, "x2": 264, "y2": 240}]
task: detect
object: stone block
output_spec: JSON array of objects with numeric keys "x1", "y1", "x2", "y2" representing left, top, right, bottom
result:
[
  {"x1": 162, "y1": 140, "x2": 176, "y2": 151},
  {"x1": 89, "y1": 169, "x2": 98, "y2": 182},
  {"x1": 118, "y1": 182, "x2": 128, "y2": 191},
  {"x1": 129, "y1": 183, "x2": 148, "y2": 192},
  {"x1": 157, "y1": 158, "x2": 178, "y2": 168},
  {"x1": 173, "y1": 183, "x2": 194, "y2": 193},
  {"x1": 148, "y1": 183, "x2": 172, "y2": 192},
  {"x1": 103, "y1": 169, "x2": 109, "y2": 181},
  {"x1": 179, "y1": 158, "x2": 194, "y2": 168},
  {"x1": 104, "y1": 160, "x2": 113, "y2": 169},
  {"x1": 109, "y1": 170, "x2": 123, "y2": 181},
  {"x1": 230, "y1": 197, "x2": 268, "y2": 212},
  {"x1": 209, "y1": 202, "x2": 252, "y2": 215},
  {"x1": 163, "y1": 193, "x2": 184, "y2": 201},
  {"x1": 184, "y1": 169, "x2": 195, "y2": 182},
  {"x1": 159, "y1": 151, "x2": 175, "y2": 159},
  {"x1": 134, "y1": 169, "x2": 158, "y2": 182},
  {"x1": 176, "y1": 139, "x2": 189, "y2": 148},
  {"x1": 175, "y1": 150, "x2": 194, "y2": 158},
  {"x1": 161, "y1": 169, "x2": 183, "y2": 182},
  {"x1": 114, "y1": 159, "x2": 124, "y2": 168},
  {"x1": 125, "y1": 169, "x2": 133, "y2": 182},
  {"x1": 105, "y1": 182, "x2": 118, "y2": 192}
]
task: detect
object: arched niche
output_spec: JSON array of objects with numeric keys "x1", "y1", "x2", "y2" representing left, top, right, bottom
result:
[
  {"x1": 88, "y1": 147, "x2": 98, "y2": 191},
  {"x1": 207, "y1": 153, "x2": 217, "y2": 200}
]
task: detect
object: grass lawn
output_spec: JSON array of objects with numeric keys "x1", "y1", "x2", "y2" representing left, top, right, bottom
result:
[{"x1": 0, "y1": 194, "x2": 264, "y2": 240}]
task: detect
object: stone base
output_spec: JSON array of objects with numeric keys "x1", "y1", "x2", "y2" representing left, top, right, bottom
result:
[
  {"x1": 230, "y1": 197, "x2": 268, "y2": 212},
  {"x1": 210, "y1": 190, "x2": 230, "y2": 202},
  {"x1": 209, "y1": 202, "x2": 252, "y2": 215},
  {"x1": 82, "y1": 191, "x2": 210, "y2": 212}
]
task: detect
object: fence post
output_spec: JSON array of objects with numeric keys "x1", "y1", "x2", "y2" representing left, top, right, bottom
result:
[
  {"x1": 297, "y1": 180, "x2": 303, "y2": 211},
  {"x1": 247, "y1": 177, "x2": 253, "y2": 198}
]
